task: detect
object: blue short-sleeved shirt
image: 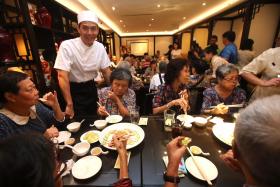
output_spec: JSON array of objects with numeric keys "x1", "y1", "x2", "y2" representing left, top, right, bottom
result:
[{"x1": 220, "y1": 43, "x2": 238, "y2": 64}]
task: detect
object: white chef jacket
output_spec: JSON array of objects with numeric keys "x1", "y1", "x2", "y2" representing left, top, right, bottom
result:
[
  {"x1": 241, "y1": 47, "x2": 280, "y2": 102},
  {"x1": 54, "y1": 37, "x2": 110, "y2": 83}
]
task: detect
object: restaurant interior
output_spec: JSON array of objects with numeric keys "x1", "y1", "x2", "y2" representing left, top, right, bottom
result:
[{"x1": 0, "y1": 0, "x2": 280, "y2": 187}]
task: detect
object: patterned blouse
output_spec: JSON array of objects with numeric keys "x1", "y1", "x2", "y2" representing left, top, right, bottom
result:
[
  {"x1": 201, "y1": 86, "x2": 246, "y2": 113},
  {"x1": 153, "y1": 84, "x2": 189, "y2": 114},
  {"x1": 98, "y1": 87, "x2": 136, "y2": 115}
]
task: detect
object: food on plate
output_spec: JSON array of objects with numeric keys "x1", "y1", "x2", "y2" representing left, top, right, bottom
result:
[
  {"x1": 103, "y1": 129, "x2": 140, "y2": 147},
  {"x1": 64, "y1": 138, "x2": 75, "y2": 145},
  {"x1": 83, "y1": 131, "x2": 99, "y2": 143},
  {"x1": 180, "y1": 137, "x2": 192, "y2": 146},
  {"x1": 211, "y1": 103, "x2": 229, "y2": 115}
]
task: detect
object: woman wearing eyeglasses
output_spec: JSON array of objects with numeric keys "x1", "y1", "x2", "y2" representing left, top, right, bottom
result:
[{"x1": 201, "y1": 64, "x2": 246, "y2": 114}]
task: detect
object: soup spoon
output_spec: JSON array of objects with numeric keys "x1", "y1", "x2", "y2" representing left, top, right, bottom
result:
[{"x1": 190, "y1": 146, "x2": 210, "y2": 156}]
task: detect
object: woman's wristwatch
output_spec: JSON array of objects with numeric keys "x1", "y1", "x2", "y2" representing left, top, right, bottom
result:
[{"x1": 163, "y1": 171, "x2": 180, "y2": 184}]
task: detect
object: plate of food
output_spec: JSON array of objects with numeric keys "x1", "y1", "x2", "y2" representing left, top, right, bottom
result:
[
  {"x1": 80, "y1": 130, "x2": 101, "y2": 144},
  {"x1": 71, "y1": 156, "x2": 102, "y2": 179},
  {"x1": 99, "y1": 123, "x2": 145, "y2": 150},
  {"x1": 212, "y1": 122, "x2": 235, "y2": 146},
  {"x1": 105, "y1": 115, "x2": 123, "y2": 124},
  {"x1": 176, "y1": 114, "x2": 195, "y2": 124}
]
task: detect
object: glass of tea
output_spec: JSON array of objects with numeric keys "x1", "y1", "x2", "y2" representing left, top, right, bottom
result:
[{"x1": 171, "y1": 120, "x2": 183, "y2": 138}]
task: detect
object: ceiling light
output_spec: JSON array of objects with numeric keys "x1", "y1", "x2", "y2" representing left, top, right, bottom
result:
[
  {"x1": 183, "y1": 17, "x2": 186, "y2": 20},
  {"x1": 126, "y1": 31, "x2": 128, "y2": 32},
  {"x1": 112, "y1": 6, "x2": 115, "y2": 11},
  {"x1": 149, "y1": 24, "x2": 152, "y2": 27},
  {"x1": 123, "y1": 25, "x2": 126, "y2": 27},
  {"x1": 202, "y1": 2, "x2": 207, "y2": 6},
  {"x1": 151, "y1": 18, "x2": 154, "y2": 21},
  {"x1": 120, "y1": 20, "x2": 123, "y2": 22},
  {"x1": 157, "y1": 4, "x2": 161, "y2": 8},
  {"x1": 146, "y1": 29, "x2": 149, "y2": 32}
]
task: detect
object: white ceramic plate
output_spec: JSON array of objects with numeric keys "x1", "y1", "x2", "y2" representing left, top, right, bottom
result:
[
  {"x1": 176, "y1": 114, "x2": 195, "y2": 124},
  {"x1": 80, "y1": 130, "x2": 101, "y2": 144},
  {"x1": 212, "y1": 122, "x2": 235, "y2": 146},
  {"x1": 209, "y1": 117, "x2": 224, "y2": 124},
  {"x1": 99, "y1": 123, "x2": 145, "y2": 150},
  {"x1": 72, "y1": 156, "x2": 102, "y2": 179},
  {"x1": 105, "y1": 115, "x2": 123, "y2": 124},
  {"x1": 185, "y1": 156, "x2": 218, "y2": 181},
  {"x1": 54, "y1": 131, "x2": 71, "y2": 144}
]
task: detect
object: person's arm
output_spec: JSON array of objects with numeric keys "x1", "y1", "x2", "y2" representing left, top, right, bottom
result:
[
  {"x1": 41, "y1": 91, "x2": 64, "y2": 121},
  {"x1": 241, "y1": 72, "x2": 280, "y2": 87},
  {"x1": 101, "y1": 67, "x2": 111, "y2": 85},
  {"x1": 57, "y1": 70, "x2": 74, "y2": 118},
  {"x1": 153, "y1": 100, "x2": 173, "y2": 115},
  {"x1": 164, "y1": 137, "x2": 188, "y2": 187}
]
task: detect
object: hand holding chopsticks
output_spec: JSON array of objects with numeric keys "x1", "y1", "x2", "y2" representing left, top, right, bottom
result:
[{"x1": 97, "y1": 102, "x2": 110, "y2": 116}]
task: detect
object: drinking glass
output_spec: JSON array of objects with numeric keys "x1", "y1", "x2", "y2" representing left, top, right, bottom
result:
[
  {"x1": 171, "y1": 120, "x2": 183, "y2": 138},
  {"x1": 164, "y1": 109, "x2": 175, "y2": 132},
  {"x1": 130, "y1": 106, "x2": 140, "y2": 124}
]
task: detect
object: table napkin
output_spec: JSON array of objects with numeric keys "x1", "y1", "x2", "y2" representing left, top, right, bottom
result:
[
  {"x1": 138, "y1": 117, "x2": 148, "y2": 126},
  {"x1": 114, "y1": 151, "x2": 131, "y2": 169}
]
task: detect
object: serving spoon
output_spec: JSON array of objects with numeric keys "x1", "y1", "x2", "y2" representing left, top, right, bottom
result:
[{"x1": 190, "y1": 145, "x2": 210, "y2": 156}]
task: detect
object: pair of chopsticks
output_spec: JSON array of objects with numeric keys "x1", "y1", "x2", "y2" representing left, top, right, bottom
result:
[
  {"x1": 186, "y1": 147, "x2": 213, "y2": 186},
  {"x1": 97, "y1": 102, "x2": 110, "y2": 116},
  {"x1": 209, "y1": 103, "x2": 244, "y2": 109}
]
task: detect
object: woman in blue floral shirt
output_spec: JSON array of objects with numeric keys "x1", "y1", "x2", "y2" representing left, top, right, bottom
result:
[
  {"x1": 201, "y1": 64, "x2": 246, "y2": 114},
  {"x1": 98, "y1": 68, "x2": 136, "y2": 117}
]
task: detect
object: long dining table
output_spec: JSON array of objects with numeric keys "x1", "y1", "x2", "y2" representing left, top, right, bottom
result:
[{"x1": 61, "y1": 115, "x2": 244, "y2": 187}]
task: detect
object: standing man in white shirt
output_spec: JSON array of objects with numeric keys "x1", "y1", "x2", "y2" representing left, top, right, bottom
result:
[{"x1": 54, "y1": 10, "x2": 111, "y2": 118}]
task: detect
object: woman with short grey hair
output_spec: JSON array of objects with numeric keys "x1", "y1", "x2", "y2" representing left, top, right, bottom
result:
[
  {"x1": 201, "y1": 64, "x2": 246, "y2": 114},
  {"x1": 221, "y1": 95, "x2": 280, "y2": 187},
  {"x1": 97, "y1": 68, "x2": 136, "y2": 117}
]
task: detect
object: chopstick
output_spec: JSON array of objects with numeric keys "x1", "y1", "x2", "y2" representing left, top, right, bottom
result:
[
  {"x1": 187, "y1": 147, "x2": 212, "y2": 186},
  {"x1": 97, "y1": 102, "x2": 110, "y2": 116},
  {"x1": 209, "y1": 103, "x2": 244, "y2": 109}
]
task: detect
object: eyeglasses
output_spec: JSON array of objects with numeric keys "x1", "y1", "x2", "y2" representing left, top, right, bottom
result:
[{"x1": 223, "y1": 76, "x2": 240, "y2": 82}]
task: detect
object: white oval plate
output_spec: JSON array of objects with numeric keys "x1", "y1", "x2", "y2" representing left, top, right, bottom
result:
[
  {"x1": 72, "y1": 156, "x2": 102, "y2": 180},
  {"x1": 105, "y1": 115, "x2": 123, "y2": 124},
  {"x1": 185, "y1": 156, "x2": 218, "y2": 181},
  {"x1": 176, "y1": 114, "x2": 195, "y2": 124},
  {"x1": 54, "y1": 131, "x2": 71, "y2": 144},
  {"x1": 212, "y1": 122, "x2": 235, "y2": 146},
  {"x1": 80, "y1": 130, "x2": 101, "y2": 144},
  {"x1": 99, "y1": 123, "x2": 145, "y2": 150}
]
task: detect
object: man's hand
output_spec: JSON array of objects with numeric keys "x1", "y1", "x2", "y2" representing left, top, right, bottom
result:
[
  {"x1": 166, "y1": 136, "x2": 187, "y2": 176},
  {"x1": 65, "y1": 104, "x2": 74, "y2": 119},
  {"x1": 110, "y1": 135, "x2": 127, "y2": 155},
  {"x1": 261, "y1": 78, "x2": 280, "y2": 87},
  {"x1": 41, "y1": 91, "x2": 59, "y2": 109},
  {"x1": 220, "y1": 149, "x2": 241, "y2": 172}
]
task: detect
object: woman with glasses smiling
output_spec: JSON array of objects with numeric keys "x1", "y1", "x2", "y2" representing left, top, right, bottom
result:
[{"x1": 201, "y1": 64, "x2": 246, "y2": 114}]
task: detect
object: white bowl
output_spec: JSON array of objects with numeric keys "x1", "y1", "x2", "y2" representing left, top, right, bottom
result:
[
  {"x1": 73, "y1": 142, "x2": 90, "y2": 157},
  {"x1": 94, "y1": 120, "x2": 107, "y2": 130},
  {"x1": 67, "y1": 122, "x2": 81, "y2": 133},
  {"x1": 194, "y1": 117, "x2": 208, "y2": 127}
]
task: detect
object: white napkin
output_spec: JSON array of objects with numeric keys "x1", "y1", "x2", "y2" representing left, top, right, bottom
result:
[{"x1": 61, "y1": 159, "x2": 75, "y2": 177}]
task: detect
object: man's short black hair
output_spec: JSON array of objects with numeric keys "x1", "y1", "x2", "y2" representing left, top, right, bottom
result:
[
  {"x1": 222, "y1": 31, "x2": 236, "y2": 42},
  {"x1": 204, "y1": 46, "x2": 218, "y2": 55}
]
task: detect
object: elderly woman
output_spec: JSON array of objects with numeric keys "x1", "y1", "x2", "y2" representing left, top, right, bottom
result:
[
  {"x1": 164, "y1": 95, "x2": 280, "y2": 187},
  {"x1": 98, "y1": 68, "x2": 136, "y2": 117},
  {"x1": 201, "y1": 64, "x2": 246, "y2": 114},
  {"x1": 0, "y1": 71, "x2": 65, "y2": 140},
  {"x1": 153, "y1": 59, "x2": 190, "y2": 114},
  {"x1": 0, "y1": 133, "x2": 132, "y2": 187}
]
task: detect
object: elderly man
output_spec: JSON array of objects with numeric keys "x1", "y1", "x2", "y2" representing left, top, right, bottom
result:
[
  {"x1": 54, "y1": 10, "x2": 111, "y2": 118},
  {"x1": 164, "y1": 95, "x2": 280, "y2": 187}
]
